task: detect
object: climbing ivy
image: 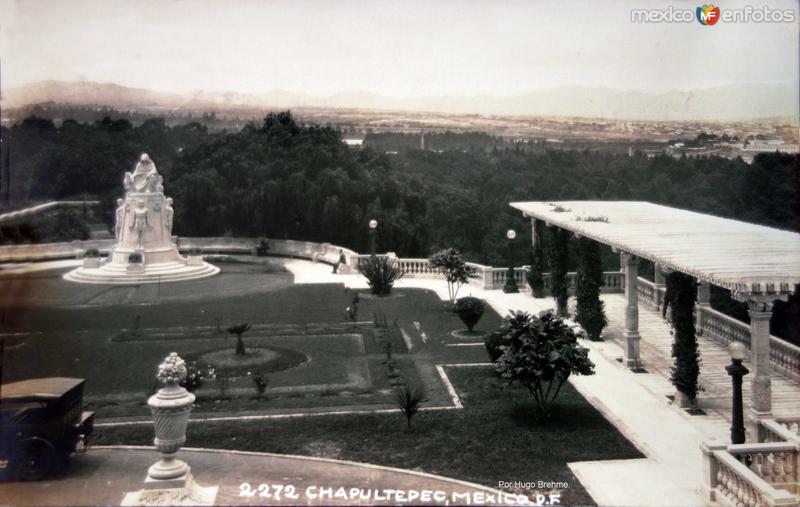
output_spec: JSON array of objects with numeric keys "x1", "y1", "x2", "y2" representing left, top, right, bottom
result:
[
  {"x1": 664, "y1": 271, "x2": 701, "y2": 402},
  {"x1": 575, "y1": 238, "x2": 607, "y2": 341},
  {"x1": 548, "y1": 227, "x2": 570, "y2": 316}
]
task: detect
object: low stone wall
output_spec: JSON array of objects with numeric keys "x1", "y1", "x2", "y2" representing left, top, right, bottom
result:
[{"x1": 0, "y1": 237, "x2": 358, "y2": 267}]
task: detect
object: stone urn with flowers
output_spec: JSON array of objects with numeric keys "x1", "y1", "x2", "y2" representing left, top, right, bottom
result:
[{"x1": 147, "y1": 352, "x2": 196, "y2": 480}]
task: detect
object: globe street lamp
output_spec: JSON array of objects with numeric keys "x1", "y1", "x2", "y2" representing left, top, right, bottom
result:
[
  {"x1": 503, "y1": 229, "x2": 519, "y2": 293},
  {"x1": 368, "y1": 219, "x2": 378, "y2": 257},
  {"x1": 726, "y1": 341, "x2": 749, "y2": 444}
]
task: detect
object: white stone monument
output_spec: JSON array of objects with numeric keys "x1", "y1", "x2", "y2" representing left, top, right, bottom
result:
[{"x1": 64, "y1": 154, "x2": 219, "y2": 284}]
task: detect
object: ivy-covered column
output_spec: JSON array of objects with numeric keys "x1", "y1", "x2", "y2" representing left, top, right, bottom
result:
[
  {"x1": 620, "y1": 252, "x2": 641, "y2": 369},
  {"x1": 548, "y1": 227, "x2": 570, "y2": 317},
  {"x1": 665, "y1": 272, "x2": 700, "y2": 407},
  {"x1": 747, "y1": 297, "x2": 774, "y2": 425},
  {"x1": 527, "y1": 218, "x2": 545, "y2": 298},
  {"x1": 575, "y1": 237, "x2": 607, "y2": 341}
]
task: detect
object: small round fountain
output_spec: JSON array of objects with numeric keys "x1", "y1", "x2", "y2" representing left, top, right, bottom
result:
[{"x1": 64, "y1": 154, "x2": 219, "y2": 284}]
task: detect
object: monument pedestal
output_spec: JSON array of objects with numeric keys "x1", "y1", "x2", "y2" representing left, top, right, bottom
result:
[{"x1": 120, "y1": 470, "x2": 218, "y2": 506}]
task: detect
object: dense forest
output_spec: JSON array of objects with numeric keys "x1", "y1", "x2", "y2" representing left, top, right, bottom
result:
[
  {"x1": 2, "y1": 112, "x2": 797, "y2": 267},
  {"x1": 1, "y1": 112, "x2": 798, "y2": 341}
]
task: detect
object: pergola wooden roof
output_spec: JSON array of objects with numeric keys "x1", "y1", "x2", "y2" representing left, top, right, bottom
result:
[{"x1": 510, "y1": 201, "x2": 800, "y2": 299}]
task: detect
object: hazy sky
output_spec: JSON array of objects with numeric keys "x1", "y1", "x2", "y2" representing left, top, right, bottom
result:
[{"x1": 1, "y1": 0, "x2": 798, "y2": 97}]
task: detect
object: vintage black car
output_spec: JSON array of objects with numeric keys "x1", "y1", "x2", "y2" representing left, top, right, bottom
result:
[{"x1": 0, "y1": 377, "x2": 94, "y2": 481}]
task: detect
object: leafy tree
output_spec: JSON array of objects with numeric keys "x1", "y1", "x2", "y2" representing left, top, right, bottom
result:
[
  {"x1": 428, "y1": 248, "x2": 479, "y2": 304},
  {"x1": 575, "y1": 238, "x2": 607, "y2": 341},
  {"x1": 226, "y1": 323, "x2": 252, "y2": 356},
  {"x1": 493, "y1": 311, "x2": 595, "y2": 417},
  {"x1": 663, "y1": 272, "x2": 701, "y2": 403}
]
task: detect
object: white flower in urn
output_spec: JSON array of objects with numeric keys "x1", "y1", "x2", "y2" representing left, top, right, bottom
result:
[{"x1": 156, "y1": 352, "x2": 188, "y2": 385}]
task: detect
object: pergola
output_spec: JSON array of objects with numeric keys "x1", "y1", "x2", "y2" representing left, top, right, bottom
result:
[{"x1": 510, "y1": 200, "x2": 800, "y2": 421}]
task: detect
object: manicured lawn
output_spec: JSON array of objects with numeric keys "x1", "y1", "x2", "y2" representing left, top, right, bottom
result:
[
  {"x1": 1, "y1": 273, "x2": 497, "y2": 417},
  {"x1": 4, "y1": 264, "x2": 645, "y2": 504},
  {"x1": 94, "y1": 365, "x2": 643, "y2": 505}
]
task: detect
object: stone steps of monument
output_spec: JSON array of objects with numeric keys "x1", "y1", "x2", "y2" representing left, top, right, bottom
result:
[{"x1": 63, "y1": 261, "x2": 219, "y2": 285}]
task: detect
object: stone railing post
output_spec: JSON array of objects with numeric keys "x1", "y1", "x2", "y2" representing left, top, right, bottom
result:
[
  {"x1": 481, "y1": 266, "x2": 493, "y2": 289},
  {"x1": 700, "y1": 439, "x2": 727, "y2": 502},
  {"x1": 654, "y1": 262, "x2": 666, "y2": 311}
]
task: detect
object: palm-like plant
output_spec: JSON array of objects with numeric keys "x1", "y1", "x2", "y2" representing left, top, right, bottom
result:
[
  {"x1": 394, "y1": 383, "x2": 426, "y2": 430},
  {"x1": 357, "y1": 256, "x2": 405, "y2": 295},
  {"x1": 226, "y1": 323, "x2": 252, "y2": 356}
]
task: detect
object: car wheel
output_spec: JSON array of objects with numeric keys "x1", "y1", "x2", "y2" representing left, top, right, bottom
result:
[{"x1": 14, "y1": 437, "x2": 56, "y2": 481}]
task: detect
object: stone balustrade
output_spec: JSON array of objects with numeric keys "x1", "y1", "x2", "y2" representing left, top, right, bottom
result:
[
  {"x1": 0, "y1": 200, "x2": 100, "y2": 225},
  {"x1": 702, "y1": 440, "x2": 799, "y2": 507},
  {"x1": 760, "y1": 419, "x2": 800, "y2": 444},
  {"x1": 0, "y1": 239, "x2": 115, "y2": 262},
  {"x1": 728, "y1": 442, "x2": 800, "y2": 496},
  {"x1": 636, "y1": 277, "x2": 657, "y2": 307},
  {"x1": 634, "y1": 277, "x2": 800, "y2": 382}
]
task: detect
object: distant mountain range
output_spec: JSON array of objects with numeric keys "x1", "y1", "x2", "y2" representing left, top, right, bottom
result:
[{"x1": 2, "y1": 80, "x2": 797, "y2": 122}]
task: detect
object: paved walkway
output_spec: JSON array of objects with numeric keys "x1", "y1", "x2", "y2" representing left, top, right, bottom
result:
[
  {"x1": 284, "y1": 260, "x2": 800, "y2": 507},
  {"x1": 0, "y1": 447, "x2": 508, "y2": 506},
  {"x1": 601, "y1": 295, "x2": 800, "y2": 422}
]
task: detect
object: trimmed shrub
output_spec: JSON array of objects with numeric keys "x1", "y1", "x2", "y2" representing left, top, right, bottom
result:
[
  {"x1": 226, "y1": 323, "x2": 252, "y2": 356},
  {"x1": 179, "y1": 361, "x2": 206, "y2": 393},
  {"x1": 484, "y1": 329, "x2": 506, "y2": 362},
  {"x1": 455, "y1": 296, "x2": 486, "y2": 332},
  {"x1": 357, "y1": 256, "x2": 405, "y2": 295},
  {"x1": 249, "y1": 372, "x2": 269, "y2": 398},
  {"x1": 256, "y1": 238, "x2": 270, "y2": 257}
]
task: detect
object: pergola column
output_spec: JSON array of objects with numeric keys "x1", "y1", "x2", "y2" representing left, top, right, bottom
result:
[
  {"x1": 621, "y1": 252, "x2": 641, "y2": 369},
  {"x1": 654, "y1": 263, "x2": 666, "y2": 311},
  {"x1": 746, "y1": 297, "x2": 774, "y2": 424},
  {"x1": 695, "y1": 281, "x2": 711, "y2": 335}
]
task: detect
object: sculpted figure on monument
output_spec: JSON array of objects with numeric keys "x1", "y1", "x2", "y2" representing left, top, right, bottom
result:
[
  {"x1": 125, "y1": 153, "x2": 159, "y2": 193},
  {"x1": 114, "y1": 198, "x2": 126, "y2": 241},
  {"x1": 164, "y1": 198, "x2": 174, "y2": 236},
  {"x1": 130, "y1": 200, "x2": 151, "y2": 248},
  {"x1": 123, "y1": 172, "x2": 134, "y2": 192}
]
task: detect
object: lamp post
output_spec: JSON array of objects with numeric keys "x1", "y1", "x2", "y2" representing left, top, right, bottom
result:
[
  {"x1": 503, "y1": 229, "x2": 519, "y2": 293},
  {"x1": 368, "y1": 219, "x2": 378, "y2": 258},
  {"x1": 726, "y1": 341, "x2": 749, "y2": 444}
]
